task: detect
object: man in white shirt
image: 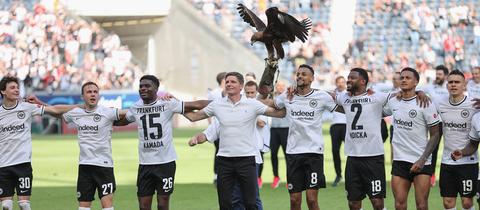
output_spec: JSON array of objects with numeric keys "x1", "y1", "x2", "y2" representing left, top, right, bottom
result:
[
  {"x1": 63, "y1": 82, "x2": 127, "y2": 210},
  {"x1": 439, "y1": 70, "x2": 479, "y2": 210},
  {"x1": 384, "y1": 67, "x2": 441, "y2": 210},
  {"x1": 115, "y1": 75, "x2": 209, "y2": 210},
  {"x1": 335, "y1": 68, "x2": 390, "y2": 210},
  {"x1": 0, "y1": 76, "x2": 78, "y2": 210},
  {"x1": 467, "y1": 66, "x2": 480, "y2": 98},
  {"x1": 183, "y1": 72, "x2": 285, "y2": 210}
]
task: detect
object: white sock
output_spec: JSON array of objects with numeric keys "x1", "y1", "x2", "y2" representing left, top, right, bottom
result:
[
  {"x1": 18, "y1": 200, "x2": 31, "y2": 210},
  {"x1": 102, "y1": 207, "x2": 114, "y2": 210},
  {"x1": 445, "y1": 208, "x2": 456, "y2": 210},
  {"x1": 78, "y1": 207, "x2": 91, "y2": 210},
  {"x1": 1, "y1": 200, "x2": 13, "y2": 210}
]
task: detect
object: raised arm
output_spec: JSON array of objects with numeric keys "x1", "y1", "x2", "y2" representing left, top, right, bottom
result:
[
  {"x1": 411, "y1": 124, "x2": 441, "y2": 173},
  {"x1": 184, "y1": 100, "x2": 212, "y2": 113},
  {"x1": 263, "y1": 107, "x2": 286, "y2": 118},
  {"x1": 184, "y1": 110, "x2": 210, "y2": 122},
  {"x1": 44, "y1": 105, "x2": 79, "y2": 117},
  {"x1": 114, "y1": 109, "x2": 133, "y2": 126}
]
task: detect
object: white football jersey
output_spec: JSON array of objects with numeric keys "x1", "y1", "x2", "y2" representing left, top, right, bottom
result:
[
  {"x1": 336, "y1": 92, "x2": 389, "y2": 157},
  {"x1": 63, "y1": 106, "x2": 119, "y2": 167},
  {"x1": 424, "y1": 83, "x2": 449, "y2": 104},
  {"x1": 0, "y1": 101, "x2": 44, "y2": 168},
  {"x1": 384, "y1": 96, "x2": 441, "y2": 164},
  {"x1": 275, "y1": 89, "x2": 337, "y2": 154},
  {"x1": 437, "y1": 95, "x2": 478, "y2": 165},
  {"x1": 256, "y1": 115, "x2": 270, "y2": 153},
  {"x1": 126, "y1": 99, "x2": 184, "y2": 165},
  {"x1": 467, "y1": 80, "x2": 480, "y2": 98}
]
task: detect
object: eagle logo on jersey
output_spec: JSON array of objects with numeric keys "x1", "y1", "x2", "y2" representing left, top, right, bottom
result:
[
  {"x1": 461, "y1": 110, "x2": 470, "y2": 118},
  {"x1": 93, "y1": 114, "x2": 101, "y2": 122},
  {"x1": 17, "y1": 111, "x2": 25, "y2": 119},
  {"x1": 309, "y1": 99, "x2": 318, "y2": 108},
  {"x1": 408, "y1": 110, "x2": 417, "y2": 118}
]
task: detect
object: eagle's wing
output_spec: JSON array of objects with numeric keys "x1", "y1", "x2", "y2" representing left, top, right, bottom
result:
[
  {"x1": 237, "y1": 4, "x2": 267, "y2": 31},
  {"x1": 266, "y1": 8, "x2": 312, "y2": 43}
]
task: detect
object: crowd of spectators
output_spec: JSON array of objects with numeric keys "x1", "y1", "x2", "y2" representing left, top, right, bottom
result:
[
  {"x1": 345, "y1": 0, "x2": 480, "y2": 84},
  {"x1": 0, "y1": 0, "x2": 143, "y2": 94}
]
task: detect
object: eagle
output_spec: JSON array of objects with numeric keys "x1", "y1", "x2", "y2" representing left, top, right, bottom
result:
[{"x1": 237, "y1": 4, "x2": 312, "y2": 59}]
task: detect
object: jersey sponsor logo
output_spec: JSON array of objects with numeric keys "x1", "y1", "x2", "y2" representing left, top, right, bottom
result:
[
  {"x1": 136, "y1": 105, "x2": 165, "y2": 114},
  {"x1": 461, "y1": 110, "x2": 470, "y2": 118},
  {"x1": 0, "y1": 124, "x2": 25, "y2": 133},
  {"x1": 443, "y1": 121, "x2": 467, "y2": 129},
  {"x1": 93, "y1": 114, "x2": 101, "y2": 122},
  {"x1": 309, "y1": 99, "x2": 318, "y2": 108},
  {"x1": 408, "y1": 110, "x2": 417, "y2": 118},
  {"x1": 290, "y1": 110, "x2": 314, "y2": 118},
  {"x1": 17, "y1": 111, "x2": 25, "y2": 119},
  {"x1": 78, "y1": 125, "x2": 99, "y2": 131},
  {"x1": 144, "y1": 140, "x2": 164, "y2": 148},
  {"x1": 394, "y1": 118, "x2": 413, "y2": 127}
]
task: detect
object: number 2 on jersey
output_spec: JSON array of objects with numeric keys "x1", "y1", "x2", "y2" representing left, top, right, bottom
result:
[
  {"x1": 140, "y1": 114, "x2": 163, "y2": 140},
  {"x1": 351, "y1": 104, "x2": 364, "y2": 130}
]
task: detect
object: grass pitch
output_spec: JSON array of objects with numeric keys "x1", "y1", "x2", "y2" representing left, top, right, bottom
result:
[{"x1": 18, "y1": 126, "x2": 478, "y2": 209}]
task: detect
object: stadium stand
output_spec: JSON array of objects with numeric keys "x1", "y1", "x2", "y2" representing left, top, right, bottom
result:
[
  {"x1": 188, "y1": 0, "x2": 334, "y2": 81},
  {"x1": 0, "y1": 0, "x2": 144, "y2": 95},
  {"x1": 346, "y1": 0, "x2": 480, "y2": 83}
]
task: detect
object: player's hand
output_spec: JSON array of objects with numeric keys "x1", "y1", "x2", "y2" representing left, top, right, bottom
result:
[
  {"x1": 158, "y1": 93, "x2": 176, "y2": 101},
  {"x1": 415, "y1": 91, "x2": 431, "y2": 108},
  {"x1": 472, "y1": 98, "x2": 480, "y2": 109},
  {"x1": 410, "y1": 159, "x2": 426, "y2": 173},
  {"x1": 366, "y1": 88, "x2": 375, "y2": 95},
  {"x1": 25, "y1": 95, "x2": 39, "y2": 104},
  {"x1": 188, "y1": 137, "x2": 198, "y2": 147},
  {"x1": 451, "y1": 150, "x2": 463, "y2": 161},
  {"x1": 287, "y1": 86, "x2": 296, "y2": 101}
]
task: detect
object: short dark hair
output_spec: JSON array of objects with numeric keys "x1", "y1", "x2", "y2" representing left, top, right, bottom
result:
[
  {"x1": 448, "y1": 69, "x2": 465, "y2": 79},
  {"x1": 299, "y1": 64, "x2": 314, "y2": 75},
  {"x1": 140, "y1": 75, "x2": 160, "y2": 88},
  {"x1": 245, "y1": 72, "x2": 256, "y2": 80},
  {"x1": 225, "y1": 72, "x2": 244, "y2": 85},
  {"x1": 435, "y1": 65, "x2": 449, "y2": 75},
  {"x1": 401, "y1": 67, "x2": 420, "y2": 81},
  {"x1": 245, "y1": 80, "x2": 258, "y2": 90},
  {"x1": 335, "y1": 76, "x2": 345, "y2": 83},
  {"x1": 351, "y1": 67, "x2": 369, "y2": 85},
  {"x1": 81, "y1": 82, "x2": 99, "y2": 95},
  {"x1": 0, "y1": 76, "x2": 19, "y2": 98},
  {"x1": 216, "y1": 72, "x2": 227, "y2": 85}
]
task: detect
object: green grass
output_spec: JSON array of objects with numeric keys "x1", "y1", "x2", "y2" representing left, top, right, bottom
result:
[{"x1": 15, "y1": 126, "x2": 478, "y2": 209}]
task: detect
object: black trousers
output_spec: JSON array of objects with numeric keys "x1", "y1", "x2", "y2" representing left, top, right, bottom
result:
[
  {"x1": 330, "y1": 124, "x2": 346, "y2": 177},
  {"x1": 214, "y1": 140, "x2": 220, "y2": 174},
  {"x1": 216, "y1": 156, "x2": 258, "y2": 210},
  {"x1": 258, "y1": 152, "x2": 264, "y2": 177},
  {"x1": 381, "y1": 118, "x2": 388, "y2": 143},
  {"x1": 270, "y1": 127, "x2": 288, "y2": 177}
]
